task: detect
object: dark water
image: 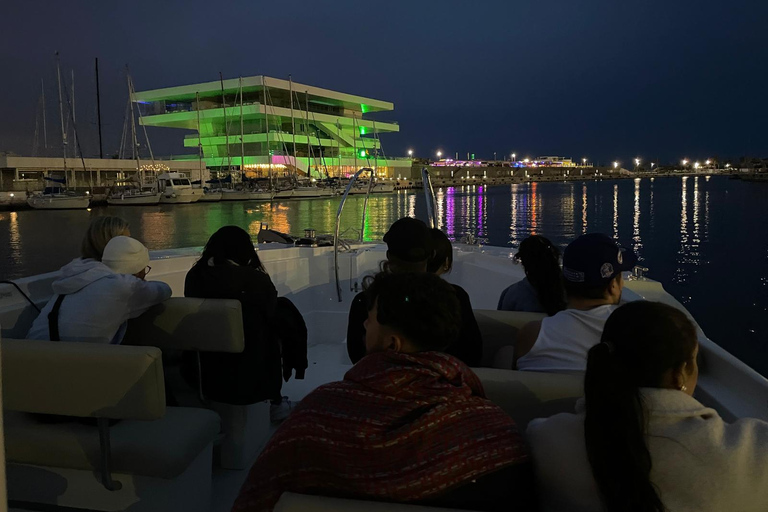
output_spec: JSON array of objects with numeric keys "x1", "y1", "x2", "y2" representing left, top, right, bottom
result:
[{"x1": 2, "y1": 176, "x2": 767, "y2": 375}]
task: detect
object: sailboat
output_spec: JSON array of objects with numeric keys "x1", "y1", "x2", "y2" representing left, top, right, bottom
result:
[
  {"x1": 27, "y1": 54, "x2": 89, "y2": 210},
  {"x1": 107, "y1": 73, "x2": 161, "y2": 206}
]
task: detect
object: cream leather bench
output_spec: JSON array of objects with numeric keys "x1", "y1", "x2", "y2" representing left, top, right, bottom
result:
[
  {"x1": 274, "y1": 492, "x2": 474, "y2": 512},
  {"x1": 474, "y1": 368, "x2": 583, "y2": 432},
  {"x1": 473, "y1": 309, "x2": 546, "y2": 368},
  {"x1": 2, "y1": 338, "x2": 220, "y2": 512},
  {"x1": 123, "y1": 297, "x2": 270, "y2": 470}
]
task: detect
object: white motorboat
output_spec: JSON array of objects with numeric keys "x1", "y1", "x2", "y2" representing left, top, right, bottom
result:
[
  {"x1": 2, "y1": 236, "x2": 768, "y2": 512},
  {"x1": 156, "y1": 172, "x2": 202, "y2": 204}
]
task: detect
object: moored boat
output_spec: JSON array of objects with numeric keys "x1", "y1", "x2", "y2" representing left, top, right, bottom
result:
[{"x1": 157, "y1": 172, "x2": 202, "y2": 204}]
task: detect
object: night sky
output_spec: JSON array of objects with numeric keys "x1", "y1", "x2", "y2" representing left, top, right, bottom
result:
[{"x1": 2, "y1": 0, "x2": 766, "y2": 165}]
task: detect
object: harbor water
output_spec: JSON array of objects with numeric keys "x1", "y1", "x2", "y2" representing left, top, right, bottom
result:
[{"x1": 1, "y1": 175, "x2": 766, "y2": 375}]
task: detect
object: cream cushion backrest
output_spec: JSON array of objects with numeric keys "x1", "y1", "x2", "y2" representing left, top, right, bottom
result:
[
  {"x1": 473, "y1": 309, "x2": 546, "y2": 367},
  {"x1": 274, "y1": 492, "x2": 468, "y2": 512},
  {"x1": 2, "y1": 339, "x2": 165, "y2": 420},
  {"x1": 474, "y1": 368, "x2": 583, "y2": 431},
  {"x1": 123, "y1": 297, "x2": 245, "y2": 353}
]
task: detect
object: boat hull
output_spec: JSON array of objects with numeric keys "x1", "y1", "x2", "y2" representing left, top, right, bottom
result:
[
  {"x1": 198, "y1": 191, "x2": 223, "y2": 202},
  {"x1": 159, "y1": 189, "x2": 202, "y2": 204},
  {"x1": 107, "y1": 193, "x2": 161, "y2": 206},
  {"x1": 249, "y1": 191, "x2": 273, "y2": 201},
  {"x1": 26, "y1": 196, "x2": 90, "y2": 210},
  {"x1": 220, "y1": 190, "x2": 251, "y2": 201}
]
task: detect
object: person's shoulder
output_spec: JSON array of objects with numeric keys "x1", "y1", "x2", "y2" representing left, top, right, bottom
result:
[{"x1": 450, "y1": 283, "x2": 472, "y2": 302}]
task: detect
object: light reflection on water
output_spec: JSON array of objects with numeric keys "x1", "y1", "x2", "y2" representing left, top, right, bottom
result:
[{"x1": 1, "y1": 177, "x2": 767, "y2": 376}]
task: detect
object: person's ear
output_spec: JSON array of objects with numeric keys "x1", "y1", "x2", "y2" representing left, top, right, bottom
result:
[
  {"x1": 389, "y1": 334, "x2": 404, "y2": 352},
  {"x1": 672, "y1": 361, "x2": 688, "y2": 390}
]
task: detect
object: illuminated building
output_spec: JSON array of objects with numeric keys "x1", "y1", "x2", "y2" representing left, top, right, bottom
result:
[{"x1": 133, "y1": 76, "x2": 412, "y2": 179}]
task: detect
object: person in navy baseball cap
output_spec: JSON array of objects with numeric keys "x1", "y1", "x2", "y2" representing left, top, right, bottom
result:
[
  {"x1": 512, "y1": 233, "x2": 638, "y2": 374},
  {"x1": 562, "y1": 233, "x2": 638, "y2": 291}
]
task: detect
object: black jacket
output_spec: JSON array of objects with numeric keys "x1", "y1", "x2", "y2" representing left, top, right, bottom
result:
[
  {"x1": 184, "y1": 262, "x2": 307, "y2": 404},
  {"x1": 346, "y1": 283, "x2": 483, "y2": 366}
]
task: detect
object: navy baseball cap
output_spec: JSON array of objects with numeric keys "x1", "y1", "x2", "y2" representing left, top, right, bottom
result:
[
  {"x1": 562, "y1": 233, "x2": 638, "y2": 285},
  {"x1": 383, "y1": 217, "x2": 432, "y2": 263}
]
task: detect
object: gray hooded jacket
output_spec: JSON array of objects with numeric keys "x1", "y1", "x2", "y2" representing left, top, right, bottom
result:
[{"x1": 27, "y1": 258, "x2": 172, "y2": 344}]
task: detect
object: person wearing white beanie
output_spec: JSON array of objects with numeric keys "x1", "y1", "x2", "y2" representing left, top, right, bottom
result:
[
  {"x1": 102, "y1": 236, "x2": 151, "y2": 278},
  {"x1": 27, "y1": 236, "x2": 171, "y2": 344}
]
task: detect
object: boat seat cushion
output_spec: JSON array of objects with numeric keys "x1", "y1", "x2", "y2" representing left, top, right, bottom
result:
[
  {"x1": 2, "y1": 339, "x2": 165, "y2": 420},
  {"x1": 4, "y1": 407, "x2": 220, "y2": 480},
  {"x1": 473, "y1": 310, "x2": 546, "y2": 368},
  {"x1": 474, "y1": 368, "x2": 583, "y2": 431},
  {"x1": 275, "y1": 492, "x2": 468, "y2": 512},
  {"x1": 124, "y1": 297, "x2": 245, "y2": 353}
]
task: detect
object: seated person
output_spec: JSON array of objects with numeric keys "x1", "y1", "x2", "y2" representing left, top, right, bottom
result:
[
  {"x1": 184, "y1": 226, "x2": 307, "y2": 407},
  {"x1": 497, "y1": 235, "x2": 566, "y2": 315},
  {"x1": 234, "y1": 272, "x2": 533, "y2": 512},
  {"x1": 27, "y1": 236, "x2": 171, "y2": 343},
  {"x1": 513, "y1": 233, "x2": 637, "y2": 372},
  {"x1": 526, "y1": 301, "x2": 768, "y2": 512},
  {"x1": 347, "y1": 218, "x2": 482, "y2": 366},
  {"x1": 81, "y1": 215, "x2": 131, "y2": 260}
]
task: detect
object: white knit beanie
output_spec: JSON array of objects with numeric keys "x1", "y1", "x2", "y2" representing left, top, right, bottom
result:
[{"x1": 102, "y1": 236, "x2": 150, "y2": 275}]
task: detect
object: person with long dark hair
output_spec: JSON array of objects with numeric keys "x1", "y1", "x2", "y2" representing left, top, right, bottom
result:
[
  {"x1": 527, "y1": 301, "x2": 768, "y2": 512},
  {"x1": 184, "y1": 226, "x2": 307, "y2": 408},
  {"x1": 497, "y1": 235, "x2": 566, "y2": 316}
]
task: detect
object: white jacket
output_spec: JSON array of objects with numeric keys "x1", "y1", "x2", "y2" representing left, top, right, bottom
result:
[
  {"x1": 27, "y1": 258, "x2": 172, "y2": 344},
  {"x1": 527, "y1": 388, "x2": 768, "y2": 512}
]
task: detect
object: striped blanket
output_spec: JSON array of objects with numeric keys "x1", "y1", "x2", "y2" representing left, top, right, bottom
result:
[{"x1": 233, "y1": 350, "x2": 528, "y2": 511}]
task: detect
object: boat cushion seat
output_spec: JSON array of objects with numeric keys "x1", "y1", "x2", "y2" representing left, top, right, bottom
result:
[
  {"x1": 4, "y1": 407, "x2": 220, "y2": 480},
  {"x1": 123, "y1": 297, "x2": 245, "y2": 353},
  {"x1": 474, "y1": 368, "x2": 583, "y2": 431},
  {"x1": 473, "y1": 309, "x2": 546, "y2": 368}
]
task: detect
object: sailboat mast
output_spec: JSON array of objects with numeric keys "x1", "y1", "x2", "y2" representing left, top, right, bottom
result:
[
  {"x1": 95, "y1": 58, "x2": 103, "y2": 159},
  {"x1": 55, "y1": 53, "x2": 68, "y2": 180},
  {"x1": 127, "y1": 72, "x2": 141, "y2": 183},
  {"x1": 219, "y1": 72, "x2": 231, "y2": 176},
  {"x1": 263, "y1": 76, "x2": 271, "y2": 186},
  {"x1": 71, "y1": 70, "x2": 77, "y2": 158},
  {"x1": 41, "y1": 79, "x2": 48, "y2": 150},
  {"x1": 239, "y1": 77, "x2": 245, "y2": 181},
  {"x1": 289, "y1": 75, "x2": 296, "y2": 173},
  {"x1": 196, "y1": 91, "x2": 203, "y2": 184},
  {"x1": 305, "y1": 90, "x2": 311, "y2": 180}
]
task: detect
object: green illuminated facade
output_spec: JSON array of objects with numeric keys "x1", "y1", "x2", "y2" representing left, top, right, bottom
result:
[{"x1": 134, "y1": 76, "x2": 411, "y2": 179}]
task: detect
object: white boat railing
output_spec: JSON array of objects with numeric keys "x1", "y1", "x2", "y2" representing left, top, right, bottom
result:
[
  {"x1": 334, "y1": 167, "x2": 374, "y2": 302},
  {"x1": 422, "y1": 167, "x2": 438, "y2": 228}
]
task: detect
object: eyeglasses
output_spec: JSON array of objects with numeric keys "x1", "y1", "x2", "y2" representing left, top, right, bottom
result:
[{"x1": 144, "y1": 266, "x2": 152, "y2": 276}]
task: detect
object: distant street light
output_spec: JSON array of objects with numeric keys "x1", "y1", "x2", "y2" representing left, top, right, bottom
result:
[
  {"x1": 705, "y1": 159, "x2": 711, "y2": 165},
  {"x1": 694, "y1": 162, "x2": 700, "y2": 169},
  {"x1": 582, "y1": 158, "x2": 587, "y2": 165},
  {"x1": 725, "y1": 163, "x2": 731, "y2": 168},
  {"x1": 493, "y1": 152, "x2": 497, "y2": 161},
  {"x1": 635, "y1": 158, "x2": 641, "y2": 167},
  {"x1": 511, "y1": 153, "x2": 516, "y2": 161},
  {"x1": 682, "y1": 159, "x2": 689, "y2": 166},
  {"x1": 523, "y1": 158, "x2": 530, "y2": 163},
  {"x1": 651, "y1": 162, "x2": 655, "y2": 168},
  {"x1": 613, "y1": 161, "x2": 619, "y2": 169},
  {"x1": 407, "y1": 149, "x2": 413, "y2": 157},
  {"x1": 436, "y1": 151, "x2": 442, "y2": 159}
]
